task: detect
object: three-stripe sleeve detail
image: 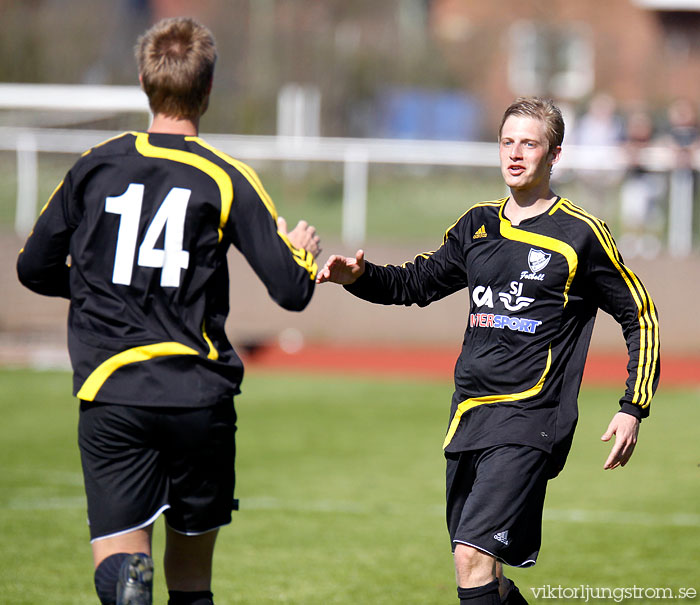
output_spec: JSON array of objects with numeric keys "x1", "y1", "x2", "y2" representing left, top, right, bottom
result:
[
  {"x1": 557, "y1": 200, "x2": 659, "y2": 408},
  {"x1": 189, "y1": 137, "x2": 317, "y2": 280}
]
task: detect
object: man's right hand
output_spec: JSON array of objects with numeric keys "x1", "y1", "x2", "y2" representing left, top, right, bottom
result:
[
  {"x1": 316, "y1": 250, "x2": 365, "y2": 285},
  {"x1": 277, "y1": 216, "x2": 322, "y2": 258}
]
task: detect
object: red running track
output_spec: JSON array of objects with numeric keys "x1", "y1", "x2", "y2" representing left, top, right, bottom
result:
[{"x1": 242, "y1": 344, "x2": 699, "y2": 387}]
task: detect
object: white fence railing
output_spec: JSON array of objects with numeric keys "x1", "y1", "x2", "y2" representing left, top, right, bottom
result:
[
  {"x1": 0, "y1": 126, "x2": 696, "y2": 256},
  {"x1": 0, "y1": 83, "x2": 149, "y2": 113},
  {"x1": 1, "y1": 83, "x2": 696, "y2": 255}
]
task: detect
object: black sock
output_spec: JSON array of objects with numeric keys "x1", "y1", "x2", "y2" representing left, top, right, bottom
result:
[
  {"x1": 94, "y1": 553, "x2": 132, "y2": 605},
  {"x1": 501, "y1": 579, "x2": 529, "y2": 605},
  {"x1": 457, "y1": 579, "x2": 501, "y2": 604},
  {"x1": 168, "y1": 590, "x2": 214, "y2": 605}
]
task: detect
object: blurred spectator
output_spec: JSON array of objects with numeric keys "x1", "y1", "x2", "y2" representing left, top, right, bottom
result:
[
  {"x1": 664, "y1": 98, "x2": 699, "y2": 257},
  {"x1": 666, "y1": 97, "x2": 700, "y2": 155},
  {"x1": 619, "y1": 108, "x2": 666, "y2": 258},
  {"x1": 572, "y1": 93, "x2": 625, "y2": 216},
  {"x1": 575, "y1": 93, "x2": 625, "y2": 147}
]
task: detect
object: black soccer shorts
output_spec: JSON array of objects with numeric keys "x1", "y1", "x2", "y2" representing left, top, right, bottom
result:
[
  {"x1": 78, "y1": 399, "x2": 238, "y2": 542},
  {"x1": 445, "y1": 445, "x2": 552, "y2": 567}
]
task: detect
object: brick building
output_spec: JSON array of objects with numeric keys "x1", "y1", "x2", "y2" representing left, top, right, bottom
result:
[{"x1": 430, "y1": 0, "x2": 700, "y2": 129}]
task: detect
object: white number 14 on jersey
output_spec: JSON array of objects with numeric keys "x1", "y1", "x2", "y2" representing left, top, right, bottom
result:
[{"x1": 106, "y1": 183, "x2": 190, "y2": 287}]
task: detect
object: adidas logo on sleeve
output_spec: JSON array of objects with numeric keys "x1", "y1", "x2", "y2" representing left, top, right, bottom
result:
[{"x1": 473, "y1": 225, "x2": 487, "y2": 239}]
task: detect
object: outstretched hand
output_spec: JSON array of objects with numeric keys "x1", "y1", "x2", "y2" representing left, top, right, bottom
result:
[
  {"x1": 601, "y1": 412, "x2": 640, "y2": 470},
  {"x1": 316, "y1": 249, "x2": 365, "y2": 285},
  {"x1": 278, "y1": 216, "x2": 321, "y2": 258}
]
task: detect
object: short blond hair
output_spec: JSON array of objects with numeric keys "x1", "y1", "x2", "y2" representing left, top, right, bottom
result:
[
  {"x1": 136, "y1": 17, "x2": 216, "y2": 121},
  {"x1": 499, "y1": 97, "x2": 565, "y2": 152}
]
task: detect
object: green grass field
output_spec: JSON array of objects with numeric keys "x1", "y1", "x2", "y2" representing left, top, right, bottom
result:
[{"x1": 0, "y1": 368, "x2": 697, "y2": 604}]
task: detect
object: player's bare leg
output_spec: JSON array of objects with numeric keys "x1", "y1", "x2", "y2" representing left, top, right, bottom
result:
[
  {"x1": 496, "y1": 562, "x2": 529, "y2": 604},
  {"x1": 454, "y1": 544, "x2": 500, "y2": 603},
  {"x1": 164, "y1": 525, "x2": 218, "y2": 594},
  {"x1": 454, "y1": 543, "x2": 496, "y2": 586},
  {"x1": 495, "y1": 562, "x2": 505, "y2": 596},
  {"x1": 92, "y1": 527, "x2": 153, "y2": 568}
]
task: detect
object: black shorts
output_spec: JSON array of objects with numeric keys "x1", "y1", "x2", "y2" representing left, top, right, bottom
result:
[
  {"x1": 78, "y1": 400, "x2": 237, "y2": 542},
  {"x1": 445, "y1": 445, "x2": 551, "y2": 567}
]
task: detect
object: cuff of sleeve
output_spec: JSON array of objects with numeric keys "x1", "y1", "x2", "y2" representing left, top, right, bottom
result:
[
  {"x1": 618, "y1": 401, "x2": 646, "y2": 421},
  {"x1": 343, "y1": 262, "x2": 372, "y2": 294}
]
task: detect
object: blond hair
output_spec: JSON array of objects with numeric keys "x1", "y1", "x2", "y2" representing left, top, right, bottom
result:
[
  {"x1": 136, "y1": 17, "x2": 217, "y2": 121},
  {"x1": 499, "y1": 97, "x2": 565, "y2": 152}
]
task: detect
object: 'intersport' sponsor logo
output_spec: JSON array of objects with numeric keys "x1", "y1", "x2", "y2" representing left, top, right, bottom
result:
[{"x1": 469, "y1": 313, "x2": 542, "y2": 333}]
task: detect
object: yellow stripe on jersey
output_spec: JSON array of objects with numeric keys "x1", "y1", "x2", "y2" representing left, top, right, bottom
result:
[
  {"x1": 81, "y1": 132, "x2": 134, "y2": 158},
  {"x1": 399, "y1": 200, "x2": 505, "y2": 268},
  {"x1": 443, "y1": 199, "x2": 504, "y2": 243},
  {"x1": 190, "y1": 137, "x2": 318, "y2": 281},
  {"x1": 134, "y1": 133, "x2": 233, "y2": 243},
  {"x1": 40, "y1": 180, "x2": 65, "y2": 216},
  {"x1": 548, "y1": 196, "x2": 566, "y2": 216},
  {"x1": 18, "y1": 179, "x2": 66, "y2": 256},
  {"x1": 556, "y1": 200, "x2": 659, "y2": 408},
  {"x1": 557, "y1": 200, "x2": 658, "y2": 407},
  {"x1": 443, "y1": 347, "x2": 553, "y2": 449},
  {"x1": 20, "y1": 134, "x2": 133, "y2": 255},
  {"x1": 276, "y1": 230, "x2": 318, "y2": 280},
  {"x1": 202, "y1": 320, "x2": 219, "y2": 361},
  {"x1": 187, "y1": 137, "x2": 278, "y2": 219},
  {"x1": 76, "y1": 342, "x2": 199, "y2": 402},
  {"x1": 498, "y1": 205, "x2": 579, "y2": 306},
  {"x1": 559, "y1": 199, "x2": 623, "y2": 263}
]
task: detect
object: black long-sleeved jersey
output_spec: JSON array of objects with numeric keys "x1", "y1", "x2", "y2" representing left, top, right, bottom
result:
[
  {"x1": 17, "y1": 132, "x2": 317, "y2": 407},
  {"x1": 346, "y1": 197, "x2": 660, "y2": 473}
]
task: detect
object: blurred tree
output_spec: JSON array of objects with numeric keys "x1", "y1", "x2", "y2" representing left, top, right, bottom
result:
[
  {"x1": 0, "y1": 0, "x2": 466, "y2": 136},
  {"x1": 0, "y1": 0, "x2": 45, "y2": 82}
]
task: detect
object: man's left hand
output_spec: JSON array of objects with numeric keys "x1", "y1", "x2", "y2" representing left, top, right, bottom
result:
[{"x1": 600, "y1": 412, "x2": 640, "y2": 470}]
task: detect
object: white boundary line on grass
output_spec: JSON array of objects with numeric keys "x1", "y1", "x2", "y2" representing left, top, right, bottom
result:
[
  {"x1": 5, "y1": 496, "x2": 87, "y2": 510},
  {"x1": 4, "y1": 495, "x2": 698, "y2": 527},
  {"x1": 542, "y1": 508, "x2": 700, "y2": 527}
]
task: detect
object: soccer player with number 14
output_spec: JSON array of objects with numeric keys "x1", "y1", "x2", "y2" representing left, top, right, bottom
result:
[{"x1": 17, "y1": 17, "x2": 320, "y2": 605}]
